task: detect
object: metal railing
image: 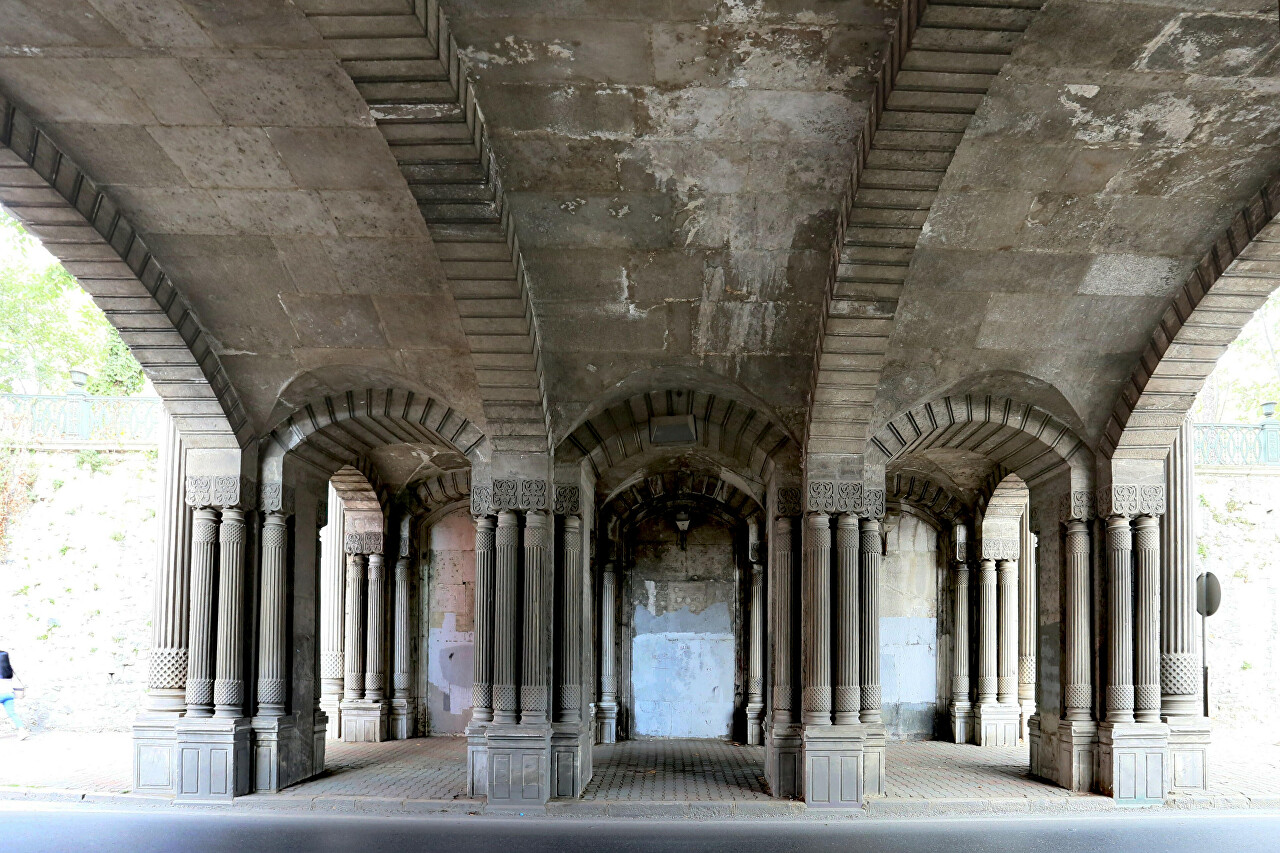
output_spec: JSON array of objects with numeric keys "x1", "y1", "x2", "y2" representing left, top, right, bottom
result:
[
  {"x1": 0, "y1": 392, "x2": 162, "y2": 449},
  {"x1": 1194, "y1": 419, "x2": 1280, "y2": 467}
]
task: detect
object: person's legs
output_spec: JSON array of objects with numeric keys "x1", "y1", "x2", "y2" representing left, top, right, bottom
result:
[{"x1": 1, "y1": 696, "x2": 26, "y2": 732}]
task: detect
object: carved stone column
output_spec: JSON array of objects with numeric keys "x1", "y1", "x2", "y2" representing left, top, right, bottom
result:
[
  {"x1": 858, "y1": 516, "x2": 882, "y2": 726},
  {"x1": 365, "y1": 552, "x2": 387, "y2": 702},
  {"x1": 493, "y1": 510, "x2": 520, "y2": 725},
  {"x1": 1018, "y1": 507, "x2": 1036, "y2": 737},
  {"x1": 764, "y1": 489, "x2": 802, "y2": 801},
  {"x1": 558, "y1": 515, "x2": 583, "y2": 723},
  {"x1": 771, "y1": 516, "x2": 796, "y2": 726},
  {"x1": 834, "y1": 514, "x2": 860, "y2": 726},
  {"x1": 1134, "y1": 514, "x2": 1161, "y2": 724},
  {"x1": 552, "y1": 488, "x2": 588, "y2": 800},
  {"x1": 747, "y1": 560, "x2": 766, "y2": 741},
  {"x1": 391, "y1": 521, "x2": 414, "y2": 739},
  {"x1": 976, "y1": 557, "x2": 998, "y2": 707},
  {"x1": 950, "y1": 520, "x2": 972, "y2": 744},
  {"x1": 343, "y1": 553, "x2": 366, "y2": 702},
  {"x1": 213, "y1": 504, "x2": 247, "y2": 718},
  {"x1": 255, "y1": 493, "x2": 292, "y2": 717},
  {"x1": 144, "y1": 414, "x2": 190, "y2": 716},
  {"x1": 319, "y1": 486, "x2": 346, "y2": 738},
  {"x1": 184, "y1": 504, "x2": 219, "y2": 718},
  {"x1": 1058, "y1": 497, "x2": 1097, "y2": 793},
  {"x1": 802, "y1": 511, "x2": 833, "y2": 726},
  {"x1": 521, "y1": 510, "x2": 550, "y2": 724},
  {"x1": 597, "y1": 560, "x2": 619, "y2": 742},
  {"x1": 472, "y1": 515, "x2": 496, "y2": 724},
  {"x1": 1105, "y1": 514, "x2": 1135, "y2": 724},
  {"x1": 997, "y1": 558, "x2": 1018, "y2": 708}
]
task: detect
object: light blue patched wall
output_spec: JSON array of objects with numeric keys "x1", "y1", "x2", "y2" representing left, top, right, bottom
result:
[
  {"x1": 632, "y1": 605, "x2": 735, "y2": 738},
  {"x1": 880, "y1": 616, "x2": 938, "y2": 739}
]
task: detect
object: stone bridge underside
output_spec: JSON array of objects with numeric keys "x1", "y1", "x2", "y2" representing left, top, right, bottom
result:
[{"x1": 2, "y1": 0, "x2": 1279, "y2": 811}]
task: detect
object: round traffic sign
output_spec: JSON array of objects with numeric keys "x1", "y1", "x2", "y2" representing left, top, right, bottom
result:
[{"x1": 1197, "y1": 572, "x2": 1221, "y2": 617}]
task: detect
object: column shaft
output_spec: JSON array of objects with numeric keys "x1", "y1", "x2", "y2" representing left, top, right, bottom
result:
[
  {"x1": 146, "y1": 416, "x2": 189, "y2": 713},
  {"x1": 521, "y1": 511, "x2": 549, "y2": 723},
  {"x1": 184, "y1": 507, "x2": 219, "y2": 717},
  {"x1": 1106, "y1": 515, "x2": 1135, "y2": 723},
  {"x1": 833, "y1": 515, "x2": 860, "y2": 724},
  {"x1": 472, "y1": 516, "x2": 496, "y2": 723},
  {"x1": 859, "y1": 517, "x2": 882, "y2": 724},
  {"x1": 365, "y1": 552, "x2": 386, "y2": 701},
  {"x1": 1064, "y1": 520, "x2": 1093, "y2": 720},
  {"x1": 213, "y1": 507, "x2": 246, "y2": 717},
  {"x1": 1134, "y1": 515, "x2": 1161, "y2": 722},
  {"x1": 952, "y1": 562, "x2": 971, "y2": 705},
  {"x1": 319, "y1": 487, "x2": 346, "y2": 711},
  {"x1": 256, "y1": 511, "x2": 289, "y2": 716},
  {"x1": 599, "y1": 565, "x2": 618, "y2": 714},
  {"x1": 493, "y1": 510, "x2": 520, "y2": 724},
  {"x1": 770, "y1": 517, "x2": 795, "y2": 724},
  {"x1": 1162, "y1": 418, "x2": 1199, "y2": 716},
  {"x1": 344, "y1": 554, "x2": 366, "y2": 700},
  {"x1": 747, "y1": 562, "x2": 765, "y2": 714},
  {"x1": 802, "y1": 512, "x2": 833, "y2": 725},
  {"x1": 977, "y1": 558, "x2": 998, "y2": 705},
  {"x1": 997, "y1": 558, "x2": 1018, "y2": 706},
  {"x1": 558, "y1": 516, "x2": 583, "y2": 722},
  {"x1": 393, "y1": 555, "x2": 412, "y2": 700},
  {"x1": 1018, "y1": 510, "x2": 1036, "y2": 706}
]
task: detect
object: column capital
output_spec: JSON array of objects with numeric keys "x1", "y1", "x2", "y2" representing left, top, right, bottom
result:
[
  {"x1": 776, "y1": 486, "x2": 802, "y2": 517},
  {"x1": 1097, "y1": 484, "x2": 1164, "y2": 518},
  {"x1": 982, "y1": 537, "x2": 1019, "y2": 562},
  {"x1": 1059, "y1": 489, "x2": 1095, "y2": 523},
  {"x1": 344, "y1": 531, "x2": 384, "y2": 555},
  {"x1": 185, "y1": 475, "x2": 256, "y2": 510},
  {"x1": 553, "y1": 484, "x2": 581, "y2": 516},
  {"x1": 259, "y1": 482, "x2": 294, "y2": 517},
  {"x1": 485, "y1": 477, "x2": 551, "y2": 512}
]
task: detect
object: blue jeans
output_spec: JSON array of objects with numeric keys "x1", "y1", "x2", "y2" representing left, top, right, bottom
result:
[{"x1": 1, "y1": 696, "x2": 23, "y2": 730}]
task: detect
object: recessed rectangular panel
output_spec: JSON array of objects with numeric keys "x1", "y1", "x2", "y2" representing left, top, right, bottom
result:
[
  {"x1": 809, "y1": 755, "x2": 830, "y2": 804},
  {"x1": 180, "y1": 748, "x2": 200, "y2": 795},
  {"x1": 137, "y1": 745, "x2": 172, "y2": 789},
  {"x1": 522, "y1": 753, "x2": 540, "y2": 801},
  {"x1": 840, "y1": 755, "x2": 860, "y2": 804},
  {"x1": 493, "y1": 754, "x2": 510, "y2": 800},
  {"x1": 210, "y1": 748, "x2": 229, "y2": 796},
  {"x1": 1117, "y1": 752, "x2": 1136, "y2": 801}
]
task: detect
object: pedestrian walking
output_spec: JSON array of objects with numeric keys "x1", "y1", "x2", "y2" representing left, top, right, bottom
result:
[{"x1": 0, "y1": 650, "x2": 30, "y2": 739}]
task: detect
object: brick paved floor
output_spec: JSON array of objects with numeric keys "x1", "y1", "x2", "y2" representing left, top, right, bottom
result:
[
  {"x1": 583, "y1": 740, "x2": 771, "y2": 801},
  {"x1": 885, "y1": 741, "x2": 1068, "y2": 800},
  {"x1": 280, "y1": 736, "x2": 468, "y2": 801}
]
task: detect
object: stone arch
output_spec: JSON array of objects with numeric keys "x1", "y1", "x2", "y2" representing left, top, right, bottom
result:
[
  {"x1": 602, "y1": 466, "x2": 764, "y2": 536},
  {"x1": 558, "y1": 388, "x2": 799, "y2": 488},
  {"x1": 0, "y1": 93, "x2": 247, "y2": 445},
  {"x1": 1104, "y1": 175, "x2": 1280, "y2": 460},
  {"x1": 886, "y1": 470, "x2": 964, "y2": 531},
  {"x1": 868, "y1": 395, "x2": 1093, "y2": 489}
]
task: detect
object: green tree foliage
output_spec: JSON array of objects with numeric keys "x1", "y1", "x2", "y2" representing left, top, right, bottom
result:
[
  {"x1": 0, "y1": 209, "x2": 144, "y2": 395},
  {"x1": 1192, "y1": 291, "x2": 1280, "y2": 424}
]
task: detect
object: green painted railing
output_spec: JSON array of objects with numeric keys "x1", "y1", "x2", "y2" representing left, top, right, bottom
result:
[
  {"x1": 0, "y1": 392, "x2": 162, "y2": 448},
  {"x1": 1194, "y1": 419, "x2": 1280, "y2": 467}
]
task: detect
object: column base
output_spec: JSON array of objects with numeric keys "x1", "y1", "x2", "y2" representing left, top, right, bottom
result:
[
  {"x1": 950, "y1": 701, "x2": 973, "y2": 744},
  {"x1": 340, "y1": 699, "x2": 388, "y2": 742},
  {"x1": 596, "y1": 701, "x2": 618, "y2": 744},
  {"x1": 1020, "y1": 698, "x2": 1036, "y2": 743},
  {"x1": 132, "y1": 715, "x2": 180, "y2": 795},
  {"x1": 320, "y1": 695, "x2": 343, "y2": 741},
  {"x1": 174, "y1": 717, "x2": 252, "y2": 801},
  {"x1": 1097, "y1": 721, "x2": 1168, "y2": 804},
  {"x1": 312, "y1": 710, "x2": 328, "y2": 774},
  {"x1": 746, "y1": 701, "x2": 764, "y2": 746},
  {"x1": 802, "y1": 724, "x2": 864, "y2": 807},
  {"x1": 861, "y1": 722, "x2": 886, "y2": 797},
  {"x1": 975, "y1": 702, "x2": 1020, "y2": 747},
  {"x1": 1029, "y1": 713, "x2": 1045, "y2": 777},
  {"x1": 765, "y1": 721, "x2": 802, "y2": 799},
  {"x1": 551, "y1": 721, "x2": 592, "y2": 799},
  {"x1": 466, "y1": 722, "x2": 489, "y2": 797},
  {"x1": 251, "y1": 714, "x2": 298, "y2": 793},
  {"x1": 486, "y1": 724, "x2": 552, "y2": 809},
  {"x1": 390, "y1": 698, "x2": 415, "y2": 740},
  {"x1": 1054, "y1": 718, "x2": 1098, "y2": 792},
  {"x1": 1166, "y1": 716, "x2": 1211, "y2": 793}
]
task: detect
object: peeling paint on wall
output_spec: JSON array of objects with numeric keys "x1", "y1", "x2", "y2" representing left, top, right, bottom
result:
[{"x1": 421, "y1": 509, "x2": 475, "y2": 735}]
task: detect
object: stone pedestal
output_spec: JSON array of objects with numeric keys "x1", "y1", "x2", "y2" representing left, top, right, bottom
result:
[
  {"x1": 950, "y1": 701, "x2": 973, "y2": 745},
  {"x1": 486, "y1": 724, "x2": 552, "y2": 809},
  {"x1": 174, "y1": 717, "x2": 251, "y2": 801},
  {"x1": 551, "y1": 722, "x2": 592, "y2": 799},
  {"x1": 861, "y1": 723, "x2": 886, "y2": 796},
  {"x1": 390, "y1": 698, "x2": 414, "y2": 740},
  {"x1": 466, "y1": 723, "x2": 489, "y2": 797},
  {"x1": 1098, "y1": 721, "x2": 1168, "y2": 804},
  {"x1": 975, "y1": 702, "x2": 1019, "y2": 747},
  {"x1": 596, "y1": 702, "x2": 618, "y2": 744},
  {"x1": 132, "y1": 718, "x2": 180, "y2": 795},
  {"x1": 1028, "y1": 714, "x2": 1044, "y2": 777},
  {"x1": 1056, "y1": 719, "x2": 1098, "y2": 792},
  {"x1": 802, "y1": 725, "x2": 864, "y2": 808},
  {"x1": 251, "y1": 714, "x2": 298, "y2": 793},
  {"x1": 312, "y1": 710, "x2": 328, "y2": 774},
  {"x1": 340, "y1": 699, "x2": 388, "y2": 743},
  {"x1": 1167, "y1": 717, "x2": 1210, "y2": 793},
  {"x1": 765, "y1": 721, "x2": 802, "y2": 799}
]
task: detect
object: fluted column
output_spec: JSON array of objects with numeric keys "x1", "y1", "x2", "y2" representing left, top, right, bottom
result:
[
  {"x1": 598, "y1": 561, "x2": 619, "y2": 739},
  {"x1": 256, "y1": 508, "x2": 290, "y2": 716},
  {"x1": 558, "y1": 515, "x2": 583, "y2": 723},
  {"x1": 803, "y1": 512, "x2": 833, "y2": 726},
  {"x1": 1106, "y1": 514, "x2": 1135, "y2": 723},
  {"x1": 952, "y1": 560, "x2": 971, "y2": 710},
  {"x1": 997, "y1": 558, "x2": 1018, "y2": 706},
  {"x1": 859, "y1": 516, "x2": 882, "y2": 725},
  {"x1": 145, "y1": 415, "x2": 190, "y2": 714},
  {"x1": 320, "y1": 487, "x2": 346, "y2": 721},
  {"x1": 834, "y1": 514, "x2": 860, "y2": 725},
  {"x1": 977, "y1": 558, "x2": 998, "y2": 705},
  {"x1": 472, "y1": 516, "x2": 496, "y2": 723},
  {"x1": 771, "y1": 516, "x2": 795, "y2": 725},
  {"x1": 213, "y1": 506, "x2": 247, "y2": 717},
  {"x1": 747, "y1": 561, "x2": 766, "y2": 734},
  {"x1": 1018, "y1": 510, "x2": 1036, "y2": 709},
  {"x1": 493, "y1": 510, "x2": 520, "y2": 724},
  {"x1": 184, "y1": 506, "x2": 219, "y2": 717},
  {"x1": 1064, "y1": 519, "x2": 1093, "y2": 720},
  {"x1": 521, "y1": 511, "x2": 549, "y2": 723},
  {"x1": 393, "y1": 553, "x2": 412, "y2": 702},
  {"x1": 365, "y1": 552, "x2": 387, "y2": 701},
  {"x1": 1162, "y1": 419, "x2": 1199, "y2": 717},
  {"x1": 344, "y1": 553, "x2": 366, "y2": 700},
  {"x1": 1134, "y1": 515, "x2": 1162, "y2": 723}
]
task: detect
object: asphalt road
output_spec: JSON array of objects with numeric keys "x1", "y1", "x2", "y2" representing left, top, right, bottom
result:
[{"x1": 4, "y1": 807, "x2": 1280, "y2": 853}]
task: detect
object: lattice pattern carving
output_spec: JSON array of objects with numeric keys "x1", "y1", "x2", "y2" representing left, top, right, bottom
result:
[
  {"x1": 1161, "y1": 653, "x2": 1199, "y2": 696},
  {"x1": 148, "y1": 647, "x2": 188, "y2": 690}
]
